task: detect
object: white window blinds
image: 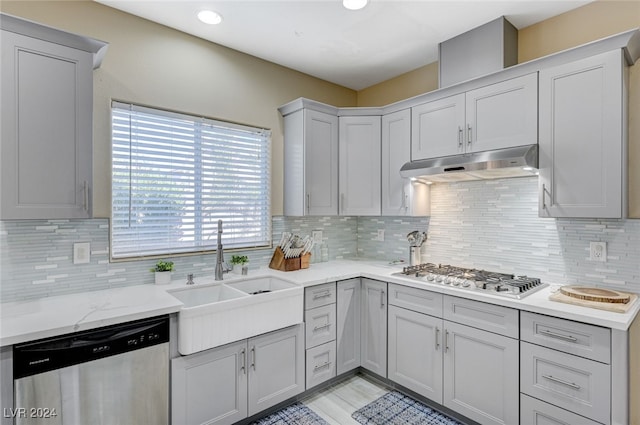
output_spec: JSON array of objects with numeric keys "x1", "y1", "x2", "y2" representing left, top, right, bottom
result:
[{"x1": 111, "y1": 101, "x2": 271, "y2": 259}]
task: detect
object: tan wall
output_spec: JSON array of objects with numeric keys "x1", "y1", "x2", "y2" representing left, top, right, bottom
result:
[
  {"x1": 0, "y1": 0, "x2": 357, "y2": 217},
  {"x1": 357, "y1": 0, "x2": 640, "y2": 217},
  {"x1": 357, "y1": 62, "x2": 438, "y2": 107}
]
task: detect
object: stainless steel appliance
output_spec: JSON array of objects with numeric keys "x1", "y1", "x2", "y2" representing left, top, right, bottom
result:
[
  {"x1": 13, "y1": 316, "x2": 170, "y2": 425},
  {"x1": 393, "y1": 263, "x2": 546, "y2": 299}
]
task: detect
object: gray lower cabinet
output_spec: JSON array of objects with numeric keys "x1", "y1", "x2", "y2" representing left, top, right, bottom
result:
[
  {"x1": 305, "y1": 341, "x2": 336, "y2": 389},
  {"x1": 0, "y1": 16, "x2": 106, "y2": 219},
  {"x1": 336, "y1": 278, "x2": 361, "y2": 374},
  {"x1": 304, "y1": 283, "x2": 337, "y2": 390},
  {"x1": 443, "y1": 320, "x2": 519, "y2": 425},
  {"x1": 388, "y1": 305, "x2": 443, "y2": 403},
  {"x1": 361, "y1": 278, "x2": 387, "y2": 377},
  {"x1": 520, "y1": 311, "x2": 612, "y2": 425},
  {"x1": 520, "y1": 394, "x2": 601, "y2": 425},
  {"x1": 388, "y1": 290, "x2": 518, "y2": 425},
  {"x1": 171, "y1": 325, "x2": 304, "y2": 425}
]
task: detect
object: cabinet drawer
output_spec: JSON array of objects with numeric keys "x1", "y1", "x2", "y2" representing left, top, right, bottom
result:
[
  {"x1": 305, "y1": 282, "x2": 337, "y2": 309},
  {"x1": 521, "y1": 311, "x2": 610, "y2": 363},
  {"x1": 306, "y1": 341, "x2": 336, "y2": 389},
  {"x1": 388, "y1": 283, "x2": 443, "y2": 317},
  {"x1": 521, "y1": 342, "x2": 610, "y2": 424},
  {"x1": 305, "y1": 304, "x2": 336, "y2": 348},
  {"x1": 443, "y1": 296, "x2": 518, "y2": 338},
  {"x1": 521, "y1": 394, "x2": 601, "y2": 425}
]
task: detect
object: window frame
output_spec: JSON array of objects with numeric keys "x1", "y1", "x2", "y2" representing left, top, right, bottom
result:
[{"x1": 110, "y1": 101, "x2": 272, "y2": 261}]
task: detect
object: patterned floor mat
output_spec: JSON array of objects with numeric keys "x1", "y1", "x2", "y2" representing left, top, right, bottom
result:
[
  {"x1": 250, "y1": 402, "x2": 329, "y2": 425},
  {"x1": 352, "y1": 391, "x2": 464, "y2": 425}
]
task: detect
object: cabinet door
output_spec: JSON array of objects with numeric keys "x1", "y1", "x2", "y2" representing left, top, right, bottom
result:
[
  {"x1": 381, "y1": 109, "x2": 412, "y2": 216},
  {"x1": 443, "y1": 321, "x2": 518, "y2": 425},
  {"x1": 1, "y1": 31, "x2": 93, "y2": 219},
  {"x1": 465, "y1": 73, "x2": 538, "y2": 154},
  {"x1": 305, "y1": 109, "x2": 339, "y2": 215},
  {"x1": 247, "y1": 325, "x2": 304, "y2": 416},
  {"x1": 336, "y1": 278, "x2": 361, "y2": 375},
  {"x1": 388, "y1": 306, "x2": 443, "y2": 403},
  {"x1": 411, "y1": 93, "x2": 465, "y2": 160},
  {"x1": 172, "y1": 341, "x2": 248, "y2": 425},
  {"x1": 339, "y1": 116, "x2": 381, "y2": 216},
  {"x1": 360, "y1": 278, "x2": 387, "y2": 377},
  {"x1": 538, "y1": 51, "x2": 623, "y2": 218}
]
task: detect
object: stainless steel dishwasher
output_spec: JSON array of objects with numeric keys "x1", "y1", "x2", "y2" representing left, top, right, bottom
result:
[{"x1": 13, "y1": 315, "x2": 169, "y2": 425}]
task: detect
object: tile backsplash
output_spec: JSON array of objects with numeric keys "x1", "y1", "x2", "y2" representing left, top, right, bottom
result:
[
  {"x1": 424, "y1": 177, "x2": 640, "y2": 290},
  {"x1": 2, "y1": 176, "x2": 639, "y2": 302}
]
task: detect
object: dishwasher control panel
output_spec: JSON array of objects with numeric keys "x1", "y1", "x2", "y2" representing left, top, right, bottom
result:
[{"x1": 13, "y1": 315, "x2": 170, "y2": 379}]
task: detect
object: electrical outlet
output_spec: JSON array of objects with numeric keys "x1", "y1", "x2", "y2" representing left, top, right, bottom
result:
[
  {"x1": 312, "y1": 230, "x2": 323, "y2": 244},
  {"x1": 590, "y1": 241, "x2": 607, "y2": 262},
  {"x1": 73, "y1": 242, "x2": 91, "y2": 264},
  {"x1": 377, "y1": 229, "x2": 385, "y2": 241}
]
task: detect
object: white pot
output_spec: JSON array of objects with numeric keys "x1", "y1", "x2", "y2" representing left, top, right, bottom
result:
[
  {"x1": 232, "y1": 266, "x2": 242, "y2": 274},
  {"x1": 155, "y1": 271, "x2": 172, "y2": 285}
]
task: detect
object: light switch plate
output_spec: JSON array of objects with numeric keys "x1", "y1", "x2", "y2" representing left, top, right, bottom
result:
[{"x1": 74, "y1": 242, "x2": 91, "y2": 264}]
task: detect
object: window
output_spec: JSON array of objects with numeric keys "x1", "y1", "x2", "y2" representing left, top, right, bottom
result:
[{"x1": 111, "y1": 101, "x2": 271, "y2": 259}]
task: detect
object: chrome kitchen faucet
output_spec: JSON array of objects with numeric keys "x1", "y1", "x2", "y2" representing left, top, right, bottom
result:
[{"x1": 215, "y1": 219, "x2": 232, "y2": 280}]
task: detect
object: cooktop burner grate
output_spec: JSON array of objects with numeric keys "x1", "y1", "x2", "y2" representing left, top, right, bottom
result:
[{"x1": 395, "y1": 263, "x2": 546, "y2": 299}]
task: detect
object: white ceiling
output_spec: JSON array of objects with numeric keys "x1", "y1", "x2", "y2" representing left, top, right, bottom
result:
[{"x1": 96, "y1": 0, "x2": 593, "y2": 90}]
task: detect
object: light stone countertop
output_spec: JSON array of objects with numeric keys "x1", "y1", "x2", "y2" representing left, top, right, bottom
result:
[{"x1": 2, "y1": 259, "x2": 639, "y2": 347}]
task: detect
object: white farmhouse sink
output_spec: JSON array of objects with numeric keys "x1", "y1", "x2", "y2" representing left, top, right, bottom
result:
[
  {"x1": 169, "y1": 284, "x2": 247, "y2": 307},
  {"x1": 169, "y1": 276, "x2": 303, "y2": 355},
  {"x1": 225, "y1": 277, "x2": 298, "y2": 295}
]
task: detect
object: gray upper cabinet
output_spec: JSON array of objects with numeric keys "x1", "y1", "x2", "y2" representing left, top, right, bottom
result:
[
  {"x1": 0, "y1": 15, "x2": 107, "y2": 219},
  {"x1": 338, "y1": 115, "x2": 381, "y2": 216},
  {"x1": 539, "y1": 50, "x2": 626, "y2": 218},
  {"x1": 381, "y1": 109, "x2": 430, "y2": 216},
  {"x1": 281, "y1": 106, "x2": 339, "y2": 216},
  {"x1": 411, "y1": 73, "x2": 538, "y2": 161}
]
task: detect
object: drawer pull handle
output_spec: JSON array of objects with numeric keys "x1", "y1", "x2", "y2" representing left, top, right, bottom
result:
[
  {"x1": 542, "y1": 374, "x2": 581, "y2": 390},
  {"x1": 313, "y1": 291, "x2": 332, "y2": 300},
  {"x1": 435, "y1": 327, "x2": 440, "y2": 350},
  {"x1": 314, "y1": 361, "x2": 332, "y2": 371},
  {"x1": 313, "y1": 323, "x2": 331, "y2": 331},
  {"x1": 540, "y1": 329, "x2": 578, "y2": 342}
]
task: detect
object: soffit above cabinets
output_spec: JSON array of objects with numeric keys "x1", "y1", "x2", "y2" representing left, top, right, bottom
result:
[{"x1": 95, "y1": 0, "x2": 593, "y2": 90}]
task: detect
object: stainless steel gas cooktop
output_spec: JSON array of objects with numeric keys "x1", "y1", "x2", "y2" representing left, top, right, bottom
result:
[{"x1": 392, "y1": 263, "x2": 547, "y2": 299}]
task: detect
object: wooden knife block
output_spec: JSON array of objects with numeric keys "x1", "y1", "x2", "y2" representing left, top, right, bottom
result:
[{"x1": 268, "y1": 247, "x2": 312, "y2": 271}]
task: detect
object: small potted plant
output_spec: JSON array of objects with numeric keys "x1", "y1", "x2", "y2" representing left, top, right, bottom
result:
[
  {"x1": 151, "y1": 260, "x2": 174, "y2": 285},
  {"x1": 230, "y1": 255, "x2": 249, "y2": 274}
]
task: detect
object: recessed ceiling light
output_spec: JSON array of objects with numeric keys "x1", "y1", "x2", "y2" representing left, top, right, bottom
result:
[
  {"x1": 343, "y1": 0, "x2": 368, "y2": 11},
  {"x1": 197, "y1": 10, "x2": 222, "y2": 25}
]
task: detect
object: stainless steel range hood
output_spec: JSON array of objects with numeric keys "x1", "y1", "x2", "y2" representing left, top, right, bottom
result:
[{"x1": 399, "y1": 144, "x2": 538, "y2": 183}]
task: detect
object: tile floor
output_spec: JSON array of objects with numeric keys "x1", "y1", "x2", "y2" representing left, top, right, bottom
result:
[{"x1": 301, "y1": 374, "x2": 389, "y2": 425}]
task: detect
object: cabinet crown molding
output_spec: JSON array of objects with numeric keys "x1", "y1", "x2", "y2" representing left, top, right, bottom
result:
[{"x1": 0, "y1": 13, "x2": 109, "y2": 69}]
